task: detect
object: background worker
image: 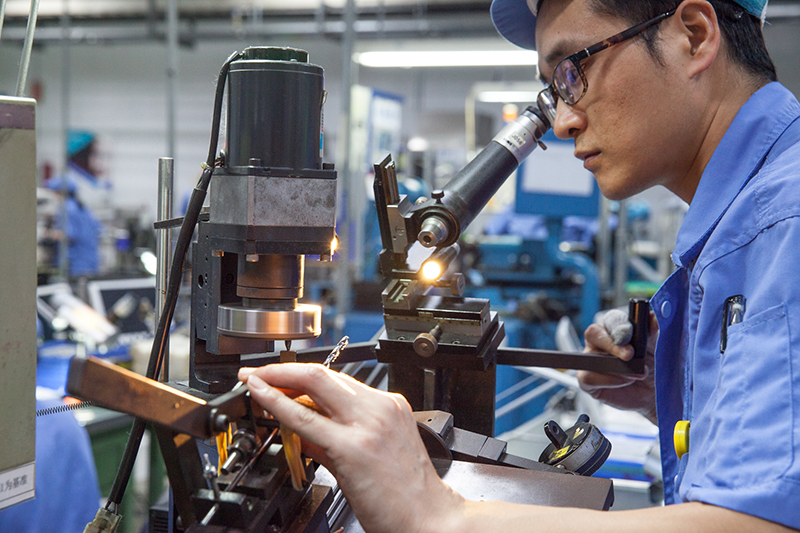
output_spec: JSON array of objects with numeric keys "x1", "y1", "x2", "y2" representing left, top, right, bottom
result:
[
  {"x1": 45, "y1": 175, "x2": 102, "y2": 278},
  {"x1": 240, "y1": 0, "x2": 800, "y2": 531},
  {"x1": 44, "y1": 130, "x2": 108, "y2": 278}
]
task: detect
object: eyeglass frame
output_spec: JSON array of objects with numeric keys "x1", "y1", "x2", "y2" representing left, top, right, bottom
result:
[{"x1": 536, "y1": 8, "x2": 678, "y2": 123}]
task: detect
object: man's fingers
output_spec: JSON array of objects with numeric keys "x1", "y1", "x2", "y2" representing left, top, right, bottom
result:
[
  {"x1": 583, "y1": 323, "x2": 635, "y2": 361},
  {"x1": 239, "y1": 363, "x2": 367, "y2": 421},
  {"x1": 246, "y1": 374, "x2": 340, "y2": 448},
  {"x1": 577, "y1": 369, "x2": 641, "y2": 392}
]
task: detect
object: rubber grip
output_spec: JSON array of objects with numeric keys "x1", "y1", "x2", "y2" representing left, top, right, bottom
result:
[{"x1": 629, "y1": 299, "x2": 650, "y2": 360}]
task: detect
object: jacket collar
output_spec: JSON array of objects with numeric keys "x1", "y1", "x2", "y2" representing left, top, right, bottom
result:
[{"x1": 673, "y1": 82, "x2": 800, "y2": 267}]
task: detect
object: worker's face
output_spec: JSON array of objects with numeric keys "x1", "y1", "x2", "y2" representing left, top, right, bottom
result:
[{"x1": 535, "y1": 0, "x2": 695, "y2": 200}]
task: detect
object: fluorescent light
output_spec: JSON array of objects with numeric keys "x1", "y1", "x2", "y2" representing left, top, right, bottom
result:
[
  {"x1": 355, "y1": 50, "x2": 538, "y2": 68},
  {"x1": 407, "y1": 136, "x2": 430, "y2": 152},
  {"x1": 477, "y1": 90, "x2": 540, "y2": 103},
  {"x1": 140, "y1": 250, "x2": 158, "y2": 276}
]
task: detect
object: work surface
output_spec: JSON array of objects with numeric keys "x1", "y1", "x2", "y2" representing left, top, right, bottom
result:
[{"x1": 323, "y1": 459, "x2": 615, "y2": 532}]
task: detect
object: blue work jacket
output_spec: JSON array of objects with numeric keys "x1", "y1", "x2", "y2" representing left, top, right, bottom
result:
[
  {"x1": 62, "y1": 196, "x2": 101, "y2": 277},
  {"x1": 0, "y1": 393, "x2": 101, "y2": 532},
  {"x1": 651, "y1": 82, "x2": 800, "y2": 528}
]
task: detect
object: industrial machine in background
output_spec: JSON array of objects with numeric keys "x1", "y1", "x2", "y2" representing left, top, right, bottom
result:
[
  {"x1": 464, "y1": 131, "x2": 602, "y2": 345},
  {"x1": 64, "y1": 47, "x2": 651, "y2": 533}
]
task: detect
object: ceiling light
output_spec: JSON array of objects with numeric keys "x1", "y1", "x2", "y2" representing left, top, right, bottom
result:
[
  {"x1": 477, "y1": 90, "x2": 541, "y2": 103},
  {"x1": 355, "y1": 50, "x2": 538, "y2": 68}
]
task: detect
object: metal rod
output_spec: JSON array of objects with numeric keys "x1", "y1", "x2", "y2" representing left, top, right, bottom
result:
[
  {"x1": 597, "y1": 195, "x2": 611, "y2": 294},
  {"x1": 156, "y1": 157, "x2": 174, "y2": 382},
  {"x1": 0, "y1": 0, "x2": 8, "y2": 42},
  {"x1": 613, "y1": 199, "x2": 629, "y2": 307},
  {"x1": 15, "y1": 0, "x2": 41, "y2": 97},
  {"x1": 57, "y1": 1, "x2": 70, "y2": 281},
  {"x1": 334, "y1": 0, "x2": 357, "y2": 331},
  {"x1": 166, "y1": 0, "x2": 178, "y2": 158},
  {"x1": 495, "y1": 380, "x2": 560, "y2": 419}
]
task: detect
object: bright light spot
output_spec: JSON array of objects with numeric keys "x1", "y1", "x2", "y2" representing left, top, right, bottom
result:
[
  {"x1": 407, "y1": 136, "x2": 430, "y2": 152},
  {"x1": 502, "y1": 103, "x2": 519, "y2": 122},
  {"x1": 141, "y1": 250, "x2": 158, "y2": 276},
  {"x1": 477, "y1": 90, "x2": 540, "y2": 103},
  {"x1": 421, "y1": 261, "x2": 442, "y2": 281},
  {"x1": 355, "y1": 50, "x2": 538, "y2": 68},
  {"x1": 331, "y1": 237, "x2": 339, "y2": 252}
]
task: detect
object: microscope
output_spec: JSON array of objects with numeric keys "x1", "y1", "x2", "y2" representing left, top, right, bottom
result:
[{"x1": 67, "y1": 46, "x2": 646, "y2": 532}]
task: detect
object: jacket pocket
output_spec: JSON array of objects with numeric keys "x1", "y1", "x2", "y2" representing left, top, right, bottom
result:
[{"x1": 688, "y1": 303, "x2": 793, "y2": 490}]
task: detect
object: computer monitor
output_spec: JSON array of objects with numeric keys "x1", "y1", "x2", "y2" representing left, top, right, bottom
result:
[{"x1": 86, "y1": 277, "x2": 156, "y2": 343}]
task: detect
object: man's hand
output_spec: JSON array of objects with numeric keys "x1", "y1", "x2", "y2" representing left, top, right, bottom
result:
[
  {"x1": 238, "y1": 364, "x2": 464, "y2": 533},
  {"x1": 577, "y1": 311, "x2": 659, "y2": 424}
]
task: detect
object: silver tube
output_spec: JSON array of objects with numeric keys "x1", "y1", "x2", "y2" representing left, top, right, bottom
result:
[
  {"x1": 57, "y1": 3, "x2": 70, "y2": 281},
  {"x1": 418, "y1": 217, "x2": 449, "y2": 248},
  {"x1": 597, "y1": 195, "x2": 611, "y2": 294},
  {"x1": 0, "y1": 0, "x2": 8, "y2": 42},
  {"x1": 334, "y1": 0, "x2": 356, "y2": 331},
  {"x1": 166, "y1": 0, "x2": 178, "y2": 158},
  {"x1": 613, "y1": 199, "x2": 629, "y2": 307},
  {"x1": 156, "y1": 157, "x2": 174, "y2": 382},
  {"x1": 15, "y1": 0, "x2": 41, "y2": 97},
  {"x1": 495, "y1": 380, "x2": 560, "y2": 419}
]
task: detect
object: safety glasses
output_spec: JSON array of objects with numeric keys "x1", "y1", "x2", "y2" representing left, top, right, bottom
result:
[{"x1": 537, "y1": 8, "x2": 677, "y2": 124}]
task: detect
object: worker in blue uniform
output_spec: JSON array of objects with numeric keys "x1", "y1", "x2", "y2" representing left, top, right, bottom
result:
[
  {"x1": 237, "y1": 1, "x2": 800, "y2": 532},
  {"x1": 46, "y1": 176, "x2": 102, "y2": 277},
  {"x1": 0, "y1": 392, "x2": 102, "y2": 533}
]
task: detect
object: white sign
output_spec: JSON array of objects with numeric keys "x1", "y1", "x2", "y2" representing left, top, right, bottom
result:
[
  {"x1": 520, "y1": 142, "x2": 594, "y2": 197},
  {"x1": 0, "y1": 462, "x2": 35, "y2": 510}
]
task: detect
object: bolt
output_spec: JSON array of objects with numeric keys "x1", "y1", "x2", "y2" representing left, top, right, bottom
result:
[{"x1": 212, "y1": 413, "x2": 230, "y2": 433}]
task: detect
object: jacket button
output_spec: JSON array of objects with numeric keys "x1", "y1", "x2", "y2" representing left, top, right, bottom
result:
[{"x1": 661, "y1": 300, "x2": 673, "y2": 318}]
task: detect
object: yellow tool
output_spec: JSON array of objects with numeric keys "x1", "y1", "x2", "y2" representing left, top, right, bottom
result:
[
  {"x1": 216, "y1": 425, "x2": 232, "y2": 471},
  {"x1": 283, "y1": 394, "x2": 326, "y2": 491},
  {"x1": 674, "y1": 420, "x2": 690, "y2": 460}
]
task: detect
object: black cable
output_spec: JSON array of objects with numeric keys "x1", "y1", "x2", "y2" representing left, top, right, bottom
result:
[{"x1": 104, "y1": 50, "x2": 241, "y2": 510}]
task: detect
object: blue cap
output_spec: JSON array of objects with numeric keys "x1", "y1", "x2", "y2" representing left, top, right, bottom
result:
[
  {"x1": 67, "y1": 129, "x2": 95, "y2": 157},
  {"x1": 491, "y1": 0, "x2": 769, "y2": 50}
]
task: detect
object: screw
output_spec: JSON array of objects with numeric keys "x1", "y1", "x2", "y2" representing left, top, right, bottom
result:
[{"x1": 212, "y1": 413, "x2": 229, "y2": 433}]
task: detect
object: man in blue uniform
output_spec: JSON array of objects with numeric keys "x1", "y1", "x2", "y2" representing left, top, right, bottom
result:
[
  {"x1": 238, "y1": 1, "x2": 800, "y2": 531},
  {"x1": 46, "y1": 176, "x2": 102, "y2": 277}
]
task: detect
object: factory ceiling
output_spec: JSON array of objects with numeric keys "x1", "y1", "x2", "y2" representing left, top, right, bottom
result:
[
  {"x1": 3, "y1": 0, "x2": 492, "y2": 18},
  {"x1": 1, "y1": 0, "x2": 502, "y2": 45},
  {"x1": 1, "y1": 0, "x2": 798, "y2": 45}
]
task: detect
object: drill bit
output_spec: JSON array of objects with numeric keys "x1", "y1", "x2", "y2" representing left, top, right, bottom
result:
[{"x1": 324, "y1": 336, "x2": 349, "y2": 368}]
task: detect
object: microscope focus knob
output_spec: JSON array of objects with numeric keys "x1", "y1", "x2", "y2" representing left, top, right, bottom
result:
[
  {"x1": 538, "y1": 415, "x2": 611, "y2": 476},
  {"x1": 414, "y1": 325, "x2": 442, "y2": 358}
]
